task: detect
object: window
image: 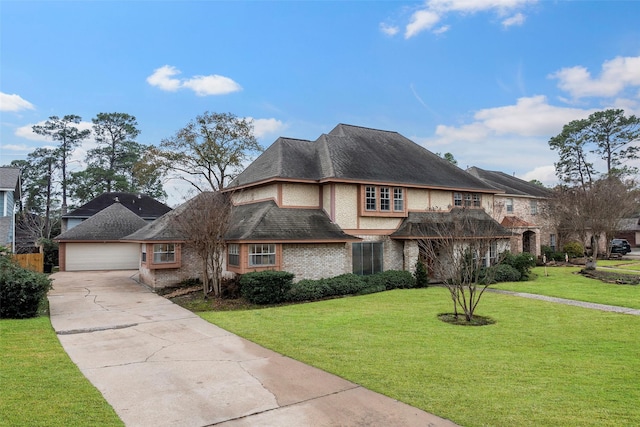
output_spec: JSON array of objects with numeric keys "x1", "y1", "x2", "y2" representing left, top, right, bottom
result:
[
  {"x1": 380, "y1": 187, "x2": 390, "y2": 211},
  {"x1": 352, "y1": 242, "x2": 383, "y2": 275},
  {"x1": 506, "y1": 198, "x2": 514, "y2": 213},
  {"x1": 394, "y1": 188, "x2": 404, "y2": 211},
  {"x1": 455, "y1": 192, "x2": 481, "y2": 208},
  {"x1": 489, "y1": 241, "x2": 498, "y2": 265},
  {"x1": 249, "y1": 244, "x2": 276, "y2": 266},
  {"x1": 473, "y1": 194, "x2": 482, "y2": 208},
  {"x1": 365, "y1": 186, "x2": 377, "y2": 211},
  {"x1": 464, "y1": 193, "x2": 472, "y2": 207},
  {"x1": 530, "y1": 200, "x2": 538, "y2": 215},
  {"x1": 454, "y1": 192, "x2": 462, "y2": 206},
  {"x1": 228, "y1": 244, "x2": 239, "y2": 266},
  {"x1": 153, "y1": 244, "x2": 175, "y2": 263},
  {"x1": 141, "y1": 244, "x2": 147, "y2": 262},
  {"x1": 550, "y1": 234, "x2": 557, "y2": 252}
]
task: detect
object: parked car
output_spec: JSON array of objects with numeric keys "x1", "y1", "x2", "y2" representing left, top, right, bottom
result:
[{"x1": 610, "y1": 239, "x2": 631, "y2": 255}]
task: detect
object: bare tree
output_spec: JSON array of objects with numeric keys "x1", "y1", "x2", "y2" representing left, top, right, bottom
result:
[
  {"x1": 172, "y1": 191, "x2": 233, "y2": 298},
  {"x1": 415, "y1": 208, "x2": 511, "y2": 322}
]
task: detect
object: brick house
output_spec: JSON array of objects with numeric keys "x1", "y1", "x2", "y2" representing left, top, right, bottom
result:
[{"x1": 128, "y1": 124, "x2": 556, "y2": 289}]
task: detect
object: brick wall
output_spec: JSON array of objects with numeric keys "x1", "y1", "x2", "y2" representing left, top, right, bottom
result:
[
  {"x1": 139, "y1": 244, "x2": 202, "y2": 289},
  {"x1": 282, "y1": 243, "x2": 350, "y2": 281}
]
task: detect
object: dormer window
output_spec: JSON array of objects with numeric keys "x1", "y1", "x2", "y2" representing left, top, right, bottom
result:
[
  {"x1": 454, "y1": 192, "x2": 482, "y2": 208},
  {"x1": 361, "y1": 185, "x2": 406, "y2": 217}
]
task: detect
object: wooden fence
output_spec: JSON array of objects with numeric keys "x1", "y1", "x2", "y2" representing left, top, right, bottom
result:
[{"x1": 13, "y1": 253, "x2": 44, "y2": 273}]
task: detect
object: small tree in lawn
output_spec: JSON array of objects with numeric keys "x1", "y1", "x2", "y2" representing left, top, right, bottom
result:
[
  {"x1": 416, "y1": 208, "x2": 510, "y2": 323},
  {"x1": 172, "y1": 191, "x2": 233, "y2": 298}
]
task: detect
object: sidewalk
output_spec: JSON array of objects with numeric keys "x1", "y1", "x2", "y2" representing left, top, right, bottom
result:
[
  {"x1": 48, "y1": 270, "x2": 459, "y2": 427},
  {"x1": 487, "y1": 288, "x2": 640, "y2": 315}
]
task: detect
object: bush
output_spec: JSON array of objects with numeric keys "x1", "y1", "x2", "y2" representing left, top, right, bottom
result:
[
  {"x1": 0, "y1": 256, "x2": 52, "y2": 319},
  {"x1": 414, "y1": 259, "x2": 429, "y2": 288},
  {"x1": 287, "y1": 279, "x2": 331, "y2": 302},
  {"x1": 325, "y1": 274, "x2": 368, "y2": 296},
  {"x1": 366, "y1": 270, "x2": 416, "y2": 290},
  {"x1": 541, "y1": 246, "x2": 565, "y2": 262},
  {"x1": 501, "y1": 251, "x2": 536, "y2": 280},
  {"x1": 356, "y1": 283, "x2": 387, "y2": 295},
  {"x1": 481, "y1": 264, "x2": 521, "y2": 284},
  {"x1": 240, "y1": 271, "x2": 294, "y2": 305},
  {"x1": 562, "y1": 241, "x2": 585, "y2": 258}
]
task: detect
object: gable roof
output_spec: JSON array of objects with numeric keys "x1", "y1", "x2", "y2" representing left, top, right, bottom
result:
[
  {"x1": 55, "y1": 203, "x2": 148, "y2": 241},
  {"x1": 466, "y1": 167, "x2": 551, "y2": 198},
  {"x1": 226, "y1": 200, "x2": 358, "y2": 242},
  {"x1": 391, "y1": 208, "x2": 513, "y2": 239},
  {"x1": 0, "y1": 167, "x2": 20, "y2": 194},
  {"x1": 229, "y1": 124, "x2": 499, "y2": 193},
  {"x1": 63, "y1": 192, "x2": 171, "y2": 220}
]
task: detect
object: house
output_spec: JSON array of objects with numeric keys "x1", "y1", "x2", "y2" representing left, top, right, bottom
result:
[
  {"x1": 0, "y1": 167, "x2": 21, "y2": 252},
  {"x1": 466, "y1": 167, "x2": 555, "y2": 255},
  {"x1": 56, "y1": 202, "x2": 148, "y2": 271},
  {"x1": 128, "y1": 124, "x2": 551, "y2": 289},
  {"x1": 62, "y1": 192, "x2": 171, "y2": 232}
]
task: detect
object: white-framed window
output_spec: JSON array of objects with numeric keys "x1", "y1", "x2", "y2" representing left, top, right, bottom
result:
[
  {"x1": 249, "y1": 244, "x2": 276, "y2": 266},
  {"x1": 506, "y1": 198, "x2": 514, "y2": 213},
  {"x1": 464, "y1": 193, "x2": 472, "y2": 207},
  {"x1": 489, "y1": 241, "x2": 498, "y2": 265},
  {"x1": 454, "y1": 192, "x2": 481, "y2": 208},
  {"x1": 352, "y1": 242, "x2": 384, "y2": 275},
  {"x1": 454, "y1": 192, "x2": 462, "y2": 206},
  {"x1": 473, "y1": 194, "x2": 482, "y2": 208},
  {"x1": 394, "y1": 188, "x2": 404, "y2": 211},
  {"x1": 550, "y1": 234, "x2": 557, "y2": 252},
  {"x1": 153, "y1": 243, "x2": 175, "y2": 263},
  {"x1": 380, "y1": 187, "x2": 391, "y2": 211},
  {"x1": 141, "y1": 244, "x2": 147, "y2": 262},
  {"x1": 228, "y1": 244, "x2": 239, "y2": 266},
  {"x1": 530, "y1": 200, "x2": 538, "y2": 215},
  {"x1": 365, "y1": 186, "x2": 377, "y2": 211}
]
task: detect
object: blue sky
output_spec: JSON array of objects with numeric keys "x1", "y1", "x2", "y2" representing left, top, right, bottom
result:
[{"x1": 1, "y1": 0, "x2": 640, "y2": 204}]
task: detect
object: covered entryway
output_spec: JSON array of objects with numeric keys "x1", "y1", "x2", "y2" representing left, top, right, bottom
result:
[
  {"x1": 63, "y1": 242, "x2": 140, "y2": 271},
  {"x1": 522, "y1": 230, "x2": 536, "y2": 254}
]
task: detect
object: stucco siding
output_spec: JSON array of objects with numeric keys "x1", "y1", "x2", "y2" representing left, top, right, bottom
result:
[
  {"x1": 407, "y1": 188, "x2": 429, "y2": 210},
  {"x1": 334, "y1": 184, "x2": 358, "y2": 229},
  {"x1": 232, "y1": 184, "x2": 278, "y2": 204},
  {"x1": 430, "y1": 190, "x2": 453, "y2": 210},
  {"x1": 358, "y1": 216, "x2": 403, "y2": 230},
  {"x1": 282, "y1": 183, "x2": 319, "y2": 207}
]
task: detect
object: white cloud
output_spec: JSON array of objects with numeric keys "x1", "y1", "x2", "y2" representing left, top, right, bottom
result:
[
  {"x1": 146, "y1": 65, "x2": 182, "y2": 91},
  {"x1": 182, "y1": 75, "x2": 242, "y2": 96},
  {"x1": 549, "y1": 55, "x2": 640, "y2": 99},
  {"x1": 0, "y1": 92, "x2": 35, "y2": 112},
  {"x1": 147, "y1": 65, "x2": 242, "y2": 96},
  {"x1": 502, "y1": 12, "x2": 525, "y2": 27},
  {"x1": 249, "y1": 118, "x2": 287, "y2": 139},
  {"x1": 379, "y1": 23, "x2": 400, "y2": 36},
  {"x1": 521, "y1": 165, "x2": 556, "y2": 186},
  {"x1": 400, "y1": 0, "x2": 536, "y2": 38},
  {"x1": 15, "y1": 120, "x2": 94, "y2": 142}
]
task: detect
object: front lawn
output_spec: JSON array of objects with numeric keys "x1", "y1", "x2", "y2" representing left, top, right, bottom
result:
[
  {"x1": 201, "y1": 287, "x2": 640, "y2": 427},
  {"x1": 494, "y1": 266, "x2": 640, "y2": 309},
  {"x1": 0, "y1": 317, "x2": 123, "y2": 427}
]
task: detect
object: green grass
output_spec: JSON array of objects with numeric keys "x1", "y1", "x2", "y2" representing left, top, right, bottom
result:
[
  {"x1": 494, "y1": 266, "x2": 640, "y2": 309},
  {"x1": 201, "y1": 287, "x2": 640, "y2": 427},
  {"x1": 0, "y1": 316, "x2": 123, "y2": 427}
]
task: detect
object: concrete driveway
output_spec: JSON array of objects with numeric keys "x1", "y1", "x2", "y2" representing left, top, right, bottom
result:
[{"x1": 48, "y1": 270, "x2": 459, "y2": 427}]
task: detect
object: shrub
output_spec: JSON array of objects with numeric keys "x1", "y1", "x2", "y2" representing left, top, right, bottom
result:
[
  {"x1": 414, "y1": 259, "x2": 429, "y2": 288},
  {"x1": 356, "y1": 283, "x2": 387, "y2": 295},
  {"x1": 501, "y1": 251, "x2": 536, "y2": 280},
  {"x1": 562, "y1": 241, "x2": 585, "y2": 258},
  {"x1": 0, "y1": 256, "x2": 52, "y2": 319},
  {"x1": 366, "y1": 270, "x2": 416, "y2": 290},
  {"x1": 287, "y1": 279, "x2": 331, "y2": 302},
  {"x1": 481, "y1": 264, "x2": 521, "y2": 284},
  {"x1": 240, "y1": 271, "x2": 294, "y2": 305},
  {"x1": 325, "y1": 274, "x2": 368, "y2": 296}
]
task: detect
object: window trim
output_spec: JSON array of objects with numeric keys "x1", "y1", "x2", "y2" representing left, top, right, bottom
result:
[
  {"x1": 506, "y1": 198, "x2": 514, "y2": 213},
  {"x1": 249, "y1": 243, "x2": 277, "y2": 267},
  {"x1": 153, "y1": 243, "x2": 176, "y2": 264},
  {"x1": 143, "y1": 242, "x2": 181, "y2": 269},
  {"x1": 360, "y1": 185, "x2": 406, "y2": 216},
  {"x1": 228, "y1": 243, "x2": 240, "y2": 266},
  {"x1": 454, "y1": 192, "x2": 482, "y2": 208}
]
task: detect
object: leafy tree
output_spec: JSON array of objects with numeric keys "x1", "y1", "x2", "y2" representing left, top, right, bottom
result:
[
  {"x1": 153, "y1": 112, "x2": 261, "y2": 192},
  {"x1": 437, "y1": 152, "x2": 458, "y2": 166},
  {"x1": 32, "y1": 115, "x2": 90, "y2": 212},
  {"x1": 586, "y1": 109, "x2": 640, "y2": 177},
  {"x1": 549, "y1": 119, "x2": 596, "y2": 188}
]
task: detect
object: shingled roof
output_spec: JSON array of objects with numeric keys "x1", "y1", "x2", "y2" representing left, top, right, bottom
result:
[
  {"x1": 55, "y1": 203, "x2": 148, "y2": 241},
  {"x1": 391, "y1": 208, "x2": 513, "y2": 240},
  {"x1": 63, "y1": 192, "x2": 171, "y2": 220},
  {"x1": 0, "y1": 167, "x2": 21, "y2": 196},
  {"x1": 226, "y1": 200, "x2": 358, "y2": 242},
  {"x1": 466, "y1": 167, "x2": 551, "y2": 198},
  {"x1": 229, "y1": 124, "x2": 499, "y2": 193}
]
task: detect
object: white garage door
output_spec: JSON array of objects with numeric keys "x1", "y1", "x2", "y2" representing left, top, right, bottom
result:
[{"x1": 65, "y1": 243, "x2": 140, "y2": 271}]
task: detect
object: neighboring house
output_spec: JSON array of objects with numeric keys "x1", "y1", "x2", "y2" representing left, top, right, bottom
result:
[
  {"x1": 62, "y1": 192, "x2": 171, "y2": 232},
  {"x1": 56, "y1": 202, "x2": 148, "y2": 271},
  {"x1": 616, "y1": 217, "x2": 640, "y2": 247},
  {"x1": 466, "y1": 167, "x2": 555, "y2": 256},
  {"x1": 0, "y1": 167, "x2": 21, "y2": 252}
]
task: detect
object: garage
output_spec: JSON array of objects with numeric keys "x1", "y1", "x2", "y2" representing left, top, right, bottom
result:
[
  {"x1": 64, "y1": 242, "x2": 140, "y2": 271},
  {"x1": 55, "y1": 202, "x2": 149, "y2": 272}
]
